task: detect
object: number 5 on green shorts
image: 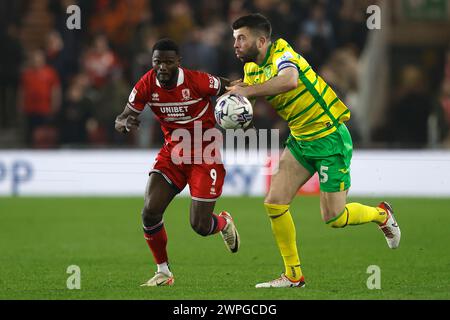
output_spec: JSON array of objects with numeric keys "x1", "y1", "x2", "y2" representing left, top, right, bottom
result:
[{"x1": 285, "y1": 124, "x2": 353, "y2": 192}]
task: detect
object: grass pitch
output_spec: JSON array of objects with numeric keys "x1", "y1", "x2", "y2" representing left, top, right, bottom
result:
[{"x1": 0, "y1": 196, "x2": 449, "y2": 300}]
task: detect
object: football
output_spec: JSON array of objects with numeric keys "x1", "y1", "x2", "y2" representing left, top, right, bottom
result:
[{"x1": 214, "y1": 93, "x2": 253, "y2": 129}]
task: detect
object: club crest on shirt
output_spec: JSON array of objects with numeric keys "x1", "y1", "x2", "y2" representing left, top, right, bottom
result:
[
  {"x1": 182, "y1": 89, "x2": 191, "y2": 101},
  {"x1": 264, "y1": 65, "x2": 272, "y2": 78},
  {"x1": 152, "y1": 92, "x2": 159, "y2": 101}
]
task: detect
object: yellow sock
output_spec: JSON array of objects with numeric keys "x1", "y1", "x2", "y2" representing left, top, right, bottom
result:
[
  {"x1": 264, "y1": 203, "x2": 302, "y2": 281},
  {"x1": 327, "y1": 203, "x2": 387, "y2": 228}
]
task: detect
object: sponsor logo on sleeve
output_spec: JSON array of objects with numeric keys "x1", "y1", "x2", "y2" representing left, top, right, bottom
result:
[
  {"x1": 276, "y1": 51, "x2": 294, "y2": 67},
  {"x1": 209, "y1": 76, "x2": 219, "y2": 89},
  {"x1": 129, "y1": 88, "x2": 137, "y2": 103}
]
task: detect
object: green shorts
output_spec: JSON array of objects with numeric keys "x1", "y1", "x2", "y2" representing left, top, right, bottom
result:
[{"x1": 285, "y1": 124, "x2": 353, "y2": 192}]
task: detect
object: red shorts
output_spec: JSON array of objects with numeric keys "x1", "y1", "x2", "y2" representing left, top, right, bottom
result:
[{"x1": 150, "y1": 148, "x2": 226, "y2": 201}]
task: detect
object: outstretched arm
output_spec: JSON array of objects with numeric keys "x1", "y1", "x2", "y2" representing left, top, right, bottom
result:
[
  {"x1": 225, "y1": 67, "x2": 298, "y2": 98},
  {"x1": 115, "y1": 106, "x2": 141, "y2": 134},
  {"x1": 218, "y1": 77, "x2": 230, "y2": 96}
]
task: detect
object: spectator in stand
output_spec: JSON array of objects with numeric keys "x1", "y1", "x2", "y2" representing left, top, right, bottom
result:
[
  {"x1": 252, "y1": 0, "x2": 298, "y2": 44},
  {"x1": 89, "y1": 0, "x2": 149, "y2": 48},
  {"x1": 181, "y1": 27, "x2": 220, "y2": 74},
  {"x1": 18, "y1": 49, "x2": 61, "y2": 146},
  {"x1": 295, "y1": 33, "x2": 321, "y2": 69},
  {"x1": 45, "y1": 30, "x2": 68, "y2": 87},
  {"x1": 0, "y1": 24, "x2": 24, "y2": 128},
  {"x1": 132, "y1": 29, "x2": 159, "y2": 82},
  {"x1": 334, "y1": 0, "x2": 369, "y2": 52},
  {"x1": 325, "y1": 46, "x2": 361, "y2": 142},
  {"x1": 301, "y1": 3, "x2": 335, "y2": 68},
  {"x1": 48, "y1": 0, "x2": 86, "y2": 83},
  {"x1": 95, "y1": 69, "x2": 131, "y2": 145},
  {"x1": 60, "y1": 73, "x2": 93, "y2": 146},
  {"x1": 389, "y1": 65, "x2": 433, "y2": 148},
  {"x1": 439, "y1": 48, "x2": 450, "y2": 147},
  {"x1": 164, "y1": 0, "x2": 195, "y2": 43},
  {"x1": 303, "y1": 3, "x2": 334, "y2": 44},
  {"x1": 439, "y1": 80, "x2": 450, "y2": 147},
  {"x1": 82, "y1": 34, "x2": 120, "y2": 89},
  {"x1": 227, "y1": 0, "x2": 250, "y2": 24}
]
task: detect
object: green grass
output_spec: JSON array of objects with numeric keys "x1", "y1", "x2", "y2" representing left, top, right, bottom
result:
[{"x1": 0, "y1": 196, "x2": 449, "y2": 300}]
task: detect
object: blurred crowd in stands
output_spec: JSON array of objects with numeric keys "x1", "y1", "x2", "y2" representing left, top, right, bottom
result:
[{"x1": 0, "y1": 0, "x2": 448, "y2": 149}]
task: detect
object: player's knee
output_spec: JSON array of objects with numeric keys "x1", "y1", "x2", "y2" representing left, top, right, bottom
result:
[
  {"x1": 264, "y1": 194, "x2": 290, "y2": 207},
  {"x1": 141, "y1": 204, "x2": 163, "y2": 227},
  {"x1": 189, "y1": 217, "x2": 210, "y2": 237}
]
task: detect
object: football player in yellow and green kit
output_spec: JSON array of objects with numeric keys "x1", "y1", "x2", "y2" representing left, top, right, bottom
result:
[{"x1": 226, "y1": 13, "x2": 401, "y2": 288}]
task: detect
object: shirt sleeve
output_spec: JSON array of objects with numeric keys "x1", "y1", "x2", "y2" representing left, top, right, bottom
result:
[
  {"x1": 127, "y1": 76, "x2": 149, "y2": 113},
  {"x1": 243, "y1": 64, "x2": 253, "y2": 86},
  {"x1": 196, "y1": 71, "x2": 221, "y2": 96},
  {"x1": 273, "y1": 47, "x2": 300, "y2": 73}
]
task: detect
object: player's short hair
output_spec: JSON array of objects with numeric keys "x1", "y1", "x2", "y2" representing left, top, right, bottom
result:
[
  {"x1": 232, "y1": 13, "x2": 272, "y2": 39},
  {"x1": 152, "y1": 38, "x2": 179, "y2": 55}
]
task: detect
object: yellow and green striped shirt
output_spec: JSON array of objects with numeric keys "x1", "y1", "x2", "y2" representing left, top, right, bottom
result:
[{"x1": 243, "y1": 38, "x2": 350, "y2": 141}]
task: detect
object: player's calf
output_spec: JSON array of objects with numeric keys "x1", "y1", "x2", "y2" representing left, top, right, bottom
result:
[
  {"x1": 189, "y1": 216, "x2": 212, "y2": 237},
  {"x1": 325, "y1": 203, "x2": 391, "y2": 228},
  {"x1": 190, "y1": 199, "x2": 228, "y2": 237},
  {"x1": 190, "y1": 213, "x2": 228, "y2": 237},
  {"x1": 325, "y1": 208, "x2": 348, "y2": 228}
]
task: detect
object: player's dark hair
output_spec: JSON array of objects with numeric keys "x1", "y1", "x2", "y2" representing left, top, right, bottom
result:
[
  {"x1": 152, "y1": 38, "x2": 179, "y2": 55},
  {"x1": 232, "y1": 13, "x2": 272, "y2": 38}
]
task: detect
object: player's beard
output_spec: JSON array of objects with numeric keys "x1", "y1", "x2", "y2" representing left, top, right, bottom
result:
[
  {"x1": 157, "y1": 70, "x2": 178, "y2": 87},
  {"x1": 238, "y1": 42, "x2": 260, "y2": 63}
]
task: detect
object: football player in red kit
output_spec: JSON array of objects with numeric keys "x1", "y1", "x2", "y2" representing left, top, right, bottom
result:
[{"x1": 115, "y1": 39, "x2": 239, "y2": 287}]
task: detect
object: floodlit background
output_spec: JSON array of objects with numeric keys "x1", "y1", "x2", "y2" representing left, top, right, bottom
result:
[
  {"x1": 0, "y1": 0, "x2": 449, "y2": 149},
  {"x1": 0, "y1": 0, "x2": 449, "y2": 300}
]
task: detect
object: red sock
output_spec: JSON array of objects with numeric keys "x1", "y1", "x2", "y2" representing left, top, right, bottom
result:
[
  {"x1": 211, "y1": 213, "x2": 227, "y2": 234},
  {"x1": 143, "y1": 221, "x2": 168, "y2": 264}
]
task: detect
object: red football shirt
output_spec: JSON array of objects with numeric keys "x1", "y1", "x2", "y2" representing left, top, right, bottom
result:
[
  {"x1": 21, "y1": 66, "x2": 60, "y2": 115},
  {"x1": 127, "y1": 67, "x2": 222, "y2": 150}
]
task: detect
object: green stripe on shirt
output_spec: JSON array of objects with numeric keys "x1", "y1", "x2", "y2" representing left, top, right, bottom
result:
[
  {"x1": 275, "y1": 76, "x2": 318, "y2": 111},
  {"x1": 286, "y1": 98, "x2": 318, "y2": 122},
  {"x1": 302, "y1": 97, "x2": 339, "y2": 126},
  {"x1": 297, "y1": 69, "x2": 339, "y2": 126},
  {"x1": 246, "y1": 70, "x2": 263, "y2": 77}
]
